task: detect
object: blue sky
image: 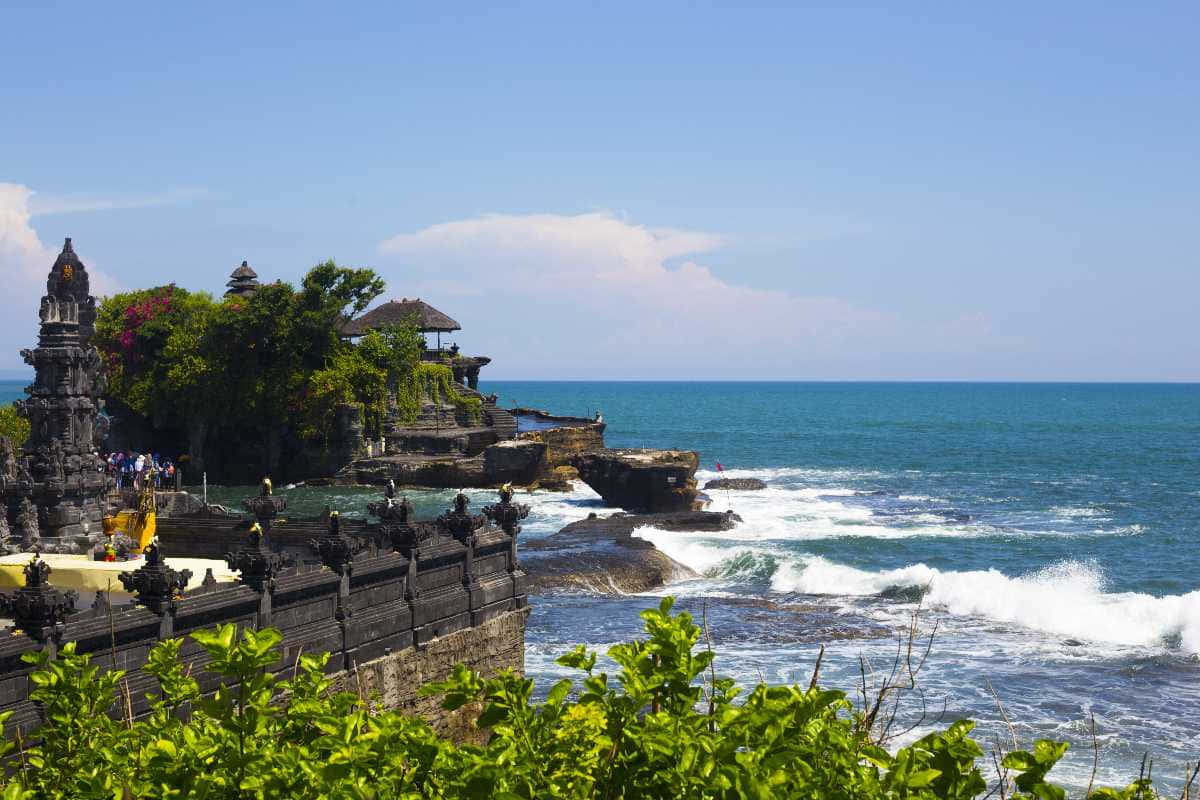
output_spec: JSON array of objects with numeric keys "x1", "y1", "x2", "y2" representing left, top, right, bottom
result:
[{"x1": 2, "y1": 1, "x2": 1197, "y2": 380}]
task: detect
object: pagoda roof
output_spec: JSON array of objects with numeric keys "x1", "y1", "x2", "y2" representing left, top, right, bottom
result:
[
  {"x1": 229, "y1": 260, "x2": 258, "y2": 280},
  {"x1": 341, "y1": 298, "x2": 461, "y2": 336}
]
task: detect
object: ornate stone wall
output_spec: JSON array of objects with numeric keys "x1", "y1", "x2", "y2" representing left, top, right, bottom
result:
[{"x1": 0, "y1": 489, "x2": 530, "y2": 743}]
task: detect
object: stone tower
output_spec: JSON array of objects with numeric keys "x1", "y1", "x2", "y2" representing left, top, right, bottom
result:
[{"x1": 8, "y1": 238, "x2": 107, "y2": 550}]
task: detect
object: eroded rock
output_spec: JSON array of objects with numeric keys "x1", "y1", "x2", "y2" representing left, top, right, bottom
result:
[{"x1": 570, "y1": 448, "x2": 700, "y2": 513}]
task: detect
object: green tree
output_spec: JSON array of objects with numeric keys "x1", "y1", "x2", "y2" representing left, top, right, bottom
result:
[
  {"x1": 90, "y1": 262, "x2": 398, "y2": 478},
  {"x1": 0, "y1": 404, "x2": 30, "y2": 447}
]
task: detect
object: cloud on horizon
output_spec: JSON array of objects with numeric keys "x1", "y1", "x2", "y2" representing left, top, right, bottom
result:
[
  {"x1": 377, "y1": 211, "x2": 1000, "y2": 378},
  {"x1": 0, "y1": 183, "x2": 122, "y2": 370}
]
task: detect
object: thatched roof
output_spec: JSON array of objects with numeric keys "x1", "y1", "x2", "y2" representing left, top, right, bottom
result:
[
  {"x1": 341, "y1": 298, "x2": 461, "y2": 336},
  {"x1": 229, "y1": 260, "x2": 258, "y2": 280}
]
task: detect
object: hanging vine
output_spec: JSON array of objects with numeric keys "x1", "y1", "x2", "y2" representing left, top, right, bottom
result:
[{"x1": 395, "y1": 363, "x2": 482, "y2": 425}]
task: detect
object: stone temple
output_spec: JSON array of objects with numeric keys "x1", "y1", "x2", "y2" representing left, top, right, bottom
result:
[{"x1": 3, "y1": 239, "x2": 108, "y2": 551}]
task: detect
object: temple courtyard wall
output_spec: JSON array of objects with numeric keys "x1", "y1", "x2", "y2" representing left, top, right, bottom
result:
[{"x1": 0, "y1": 500, "x2": 530, "y2": 744}]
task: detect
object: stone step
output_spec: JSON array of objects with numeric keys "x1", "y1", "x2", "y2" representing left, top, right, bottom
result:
[{"x1": 484, "y1": 404, "x2": 517, "y2": 440}]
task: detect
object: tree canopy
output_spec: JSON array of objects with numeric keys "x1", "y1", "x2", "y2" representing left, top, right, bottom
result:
[{"x1": 91, "y1": 262, "x2": 423, "y2": 478}]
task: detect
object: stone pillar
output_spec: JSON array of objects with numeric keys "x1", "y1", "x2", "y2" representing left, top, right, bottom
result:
[
  {"x1": 119, "y1": 539, "x2": 192, "y2": 638},
  {"x1": 225, "y1": 523, "x2": 283, "y2": 627},
  {"x1": 437, "y1": 492, "x2": 482, "y2": 613},
  {"x1": 310, "y1": 511, "x2": 356, "y2": 670},
  {"x1": 483, "y1": 486, "x2": 530, "y2": 602}
]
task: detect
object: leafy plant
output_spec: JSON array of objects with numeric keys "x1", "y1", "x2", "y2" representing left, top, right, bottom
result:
[
  {"x1": 0, "y1": 404, "x2": 30, "y2": 448},
  {"x1": 0, "y1": 599, "x2": 1188, "y2": 799},
  {"x1": 396, "y1": 362, "x2": 483, "y2": 425}
]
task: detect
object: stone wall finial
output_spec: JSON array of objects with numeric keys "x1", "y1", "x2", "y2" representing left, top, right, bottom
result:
[
  {"x1": 2, "y1": 553, "x2": 78, "y2": 641},
  {"x1": 310, "y1": 511, "x2": 355, "y2": 576},
  {"x1": 226, "y1": 522, "x2": 283, "y2": 592},
  {"x1": 119, "y1": 537, "x2": 192, "y2": 614}
]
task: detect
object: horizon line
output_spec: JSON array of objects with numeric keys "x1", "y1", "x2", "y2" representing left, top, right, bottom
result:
[{"x1": 1, "y1": 374, "x2": 1198, "y2": 386}]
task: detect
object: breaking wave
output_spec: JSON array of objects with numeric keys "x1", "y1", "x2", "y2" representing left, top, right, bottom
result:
[
  {"x1": 633, "y1": 528, "x2": 1200, "y2": 653},
  {"x1": 771, "y1": 557, "x2": 1200, "y2": 652}
]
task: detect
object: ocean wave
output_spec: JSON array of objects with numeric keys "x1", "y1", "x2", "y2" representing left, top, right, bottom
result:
[
  {"x1": 771, "y1": 557, "x2": 1200, "y2": 653},
  {"x1": 1049, "y1": 505, "x2": 1108, "y2": 519},
  {"x1": 631, "y1": 527, "x2": 1200, "y2": 652},
  {"x1": 695, "y1": 466, "x2": 887, "y2": 483}
]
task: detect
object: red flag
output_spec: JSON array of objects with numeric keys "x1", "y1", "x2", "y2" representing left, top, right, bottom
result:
[{"x1": 716, "y1": 461, "x2": 723, "y2": 472}]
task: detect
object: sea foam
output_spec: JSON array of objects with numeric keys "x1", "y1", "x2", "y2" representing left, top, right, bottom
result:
[{"x1": 771, "y1": 557, "x2": 1200, "y2": 653}]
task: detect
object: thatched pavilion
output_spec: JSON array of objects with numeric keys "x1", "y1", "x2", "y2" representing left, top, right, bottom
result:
[{"x1": 340, "y1": 298, "x2": 462, "y2": 350}]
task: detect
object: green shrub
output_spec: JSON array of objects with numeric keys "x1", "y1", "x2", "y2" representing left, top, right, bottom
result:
[
  {"x1": 0, "y1": 404, "x2": 30, "y2": 447},
  {"x1": 0, "y1": 598, "x2": 1184, "y2": 799}
]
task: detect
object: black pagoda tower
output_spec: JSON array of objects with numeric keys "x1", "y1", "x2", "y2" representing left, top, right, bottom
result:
[
  {"x1": 7, "y1": 238, "x2": 107, "y2": 550},
  {"x1": 225, "y1": 260, "x2": 260, "y2": 297}
]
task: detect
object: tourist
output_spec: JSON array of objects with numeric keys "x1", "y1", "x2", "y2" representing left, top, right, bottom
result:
[
  {"x1": 124, "y1": 453, "x2": 136, "y2": 489},
  {"x1": 133, "y1": 452, "x2": 146, "y2": 490}
]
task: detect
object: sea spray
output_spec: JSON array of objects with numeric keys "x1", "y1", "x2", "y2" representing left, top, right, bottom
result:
[{"x1": 769, "y1": 557, "x2": 1200, "y2": 653}]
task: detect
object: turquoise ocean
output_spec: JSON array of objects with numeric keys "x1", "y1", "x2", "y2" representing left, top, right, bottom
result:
[{"x1": 3, "y1": 379, "x2": 1198, "y2": 786}]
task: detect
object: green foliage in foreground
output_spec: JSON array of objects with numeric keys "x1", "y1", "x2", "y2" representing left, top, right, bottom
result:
[
  {"x1": 0, "y1": 599, "x2": 1178, "y2": 799},
  {"x1": 0, "y1": 405, "x2": 31, "y2": 449}
]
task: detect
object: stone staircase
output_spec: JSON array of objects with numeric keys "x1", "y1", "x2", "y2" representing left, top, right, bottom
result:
[{"x1": 484, "y1": 402, "x2": 517, "y2": 440}]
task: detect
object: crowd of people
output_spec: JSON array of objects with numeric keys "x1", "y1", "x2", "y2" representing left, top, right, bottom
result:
[{"x1": 104, "y1": 451, "x2": 180, "y2": 491}]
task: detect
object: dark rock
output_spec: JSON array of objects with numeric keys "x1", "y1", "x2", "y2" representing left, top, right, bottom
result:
[
  {"x1": 483, "y1": 440, "x2": 546, "y2": 485},
  {"x1": 523, "y1": 529, "x2": 695, "y2": 595},
  {"x1": 703, "y1": 478, "x2": 767, "y2": 491},
  {"x1": 571, "y1": 448, "x2": 700, "y2": 513},
  {"x1": 559, "y1": 510, "x2": 741, "y2": 537},
  {"x1": 535, "y1": 465, "x2": 579, "y2": 492},
  {"x1": 522, "y1": 510, "x2": 740, "y2": 595},
  {"x1": 154, "y1": 490, "x2": 207, "y2": 517}
]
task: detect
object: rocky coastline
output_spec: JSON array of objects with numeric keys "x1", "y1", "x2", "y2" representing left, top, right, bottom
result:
[{"x1": 521, "y1": 510, "x2": 738, "y2": 595}]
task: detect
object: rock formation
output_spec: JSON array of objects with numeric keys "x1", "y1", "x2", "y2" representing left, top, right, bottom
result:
[{"x1": 571, "y1": 448, "x2": 701, "y2": 513}]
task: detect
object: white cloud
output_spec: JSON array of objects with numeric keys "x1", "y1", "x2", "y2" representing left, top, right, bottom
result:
[
  {"x1": 0, "y1": 183, "x2": 121, "y2": 371},
  {"x1": 377, "y1": 211, "x2": 915, "y2": 378}
]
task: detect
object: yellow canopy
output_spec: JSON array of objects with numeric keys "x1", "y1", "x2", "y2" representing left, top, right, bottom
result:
[{"x1": 0, "y1": 553, "x2": 238, "y2": 593}]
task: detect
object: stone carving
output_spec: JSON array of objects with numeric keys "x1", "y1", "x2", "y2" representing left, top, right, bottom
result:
[
  {"x1": 119, "y1": 537, "x2": 193, "y2": 614},
  {"x1": 483, "y1": 484, "x2": 530, "y2": 538},
  {"x1": 242, "y1": 477, "x2": 287, "y2": 534},
  {"x1": 0, "y1": 553, "x2": 78, "y2": 641},
  {"x1": 7, "y1": 239, "x2": 107, "y2": 551},
  {"x1": 17, "y1": 497, "x2": 39, "y2": 550},
  {"x1": 311, "y1": 511, "x2": 355, "y2": 576},
  {"x1": 225, "y1": 522, "x2": 283, "y2": 592},
  {"x1": 437, "y1": 491, "x2": 480, "y2": 546},
  {"x1": 370, "y1": 489, "x2": 425, "y2": 554},
  {"x1": 0, "y1": 437, "x2": 16, "y2": 487},
  {"x1": 483, "y1": 484, "x2": 530, "y2": 576},
  {"x1": 48, "y1": 439, "x2": 65, "y2": 483}
]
